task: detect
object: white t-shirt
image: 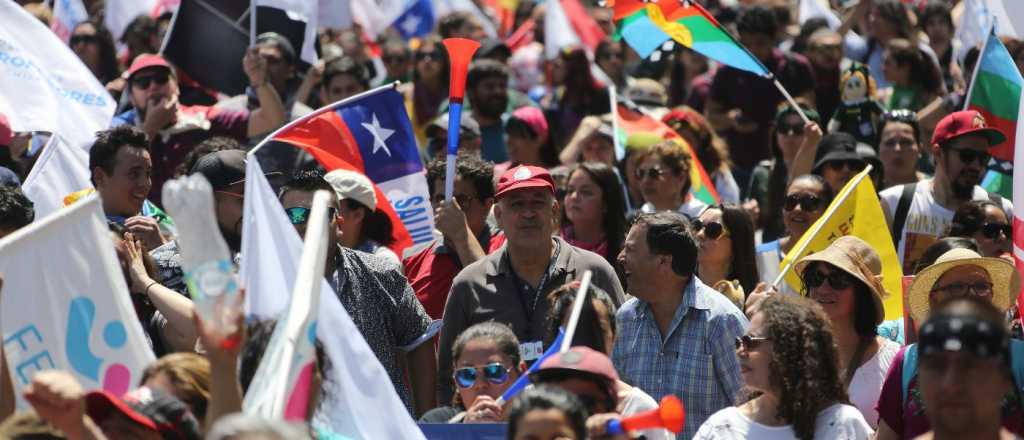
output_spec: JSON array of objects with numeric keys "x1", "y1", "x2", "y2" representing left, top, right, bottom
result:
[
  {"x1": 879, "y1": 180, "x2": 1013, "y2": 274},
  {"x1": 848, "y1": 339, "x2": 901, "y2": 428},
  {"x1": 619, "y1": 385, "x2": 673, "y2": 440},
  {"x1": 694, "y1": 404, "x2": 873, "y2": 440}
]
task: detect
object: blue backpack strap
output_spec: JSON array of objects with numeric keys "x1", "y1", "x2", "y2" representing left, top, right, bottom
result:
[
  {"x1": 901, "y1": 344, "x2": 918, "y2": 409},
  {"x1": 1011, "y1": 340, "x2": 1024, "y2": 395}
]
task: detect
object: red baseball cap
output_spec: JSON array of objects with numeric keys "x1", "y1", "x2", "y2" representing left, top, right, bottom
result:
[
  {"x1": 931, "y1": 110, "x2": 1006, "y2": 147},
  {"x1": 86, "y1": 387, "x2": 201, "y2": 440},
  {"x1": 125, "y1": 54, "x2": 173, "y2": 79},
  {"x1": 530, "y1": 346, "x2": 620, "y2": 399},
  {"x1": 495, "y1": 165, "x2": 555, "y2": 199}
]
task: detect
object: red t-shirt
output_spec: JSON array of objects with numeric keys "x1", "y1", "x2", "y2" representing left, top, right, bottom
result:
[{"x1": 403, "y1": 230, "x2": 505, "y2": 319}]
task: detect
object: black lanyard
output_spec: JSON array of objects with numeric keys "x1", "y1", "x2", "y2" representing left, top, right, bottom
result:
[{"x1": 508, "y1": 241, "x2": 560, "y2": 341}]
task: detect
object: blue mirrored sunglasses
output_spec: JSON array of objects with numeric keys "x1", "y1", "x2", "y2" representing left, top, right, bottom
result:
[
  {"x1": 285, "y1": 206, "x2": 337, "y2": 225},
  {"x1": 453, "y1": 363, "x2": 510, "y2": 388}
]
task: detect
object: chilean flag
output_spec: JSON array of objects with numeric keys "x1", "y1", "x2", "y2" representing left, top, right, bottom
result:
[{"x1": 257, "y1": 86, "x2": 435, "y2": 256}]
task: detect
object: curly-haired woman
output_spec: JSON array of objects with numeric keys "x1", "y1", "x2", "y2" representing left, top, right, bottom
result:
[{"x1": 694, "y1": 295, "x2": 872, "y2": 440}]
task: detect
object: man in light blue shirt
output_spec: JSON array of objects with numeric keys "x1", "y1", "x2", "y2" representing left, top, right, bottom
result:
[{"x1": 613, "y1": 211, "x2": 748, "y2": 439}]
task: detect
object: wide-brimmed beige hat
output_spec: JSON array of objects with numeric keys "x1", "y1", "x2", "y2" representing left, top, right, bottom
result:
[
  {"x1": 907, "y1": 248, "x2": 1020, "y2": 322},
  {"x1": 795, "y1": 236, "x2": 886, "y2": 325}
]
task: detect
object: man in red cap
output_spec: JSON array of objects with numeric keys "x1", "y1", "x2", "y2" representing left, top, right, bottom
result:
[
  {"x1": 111, "y1": 52, "x2": 287, "y2": 204},
  {"x1": 880, "y1": 110, "x2": 1013, "y2": 273},
  {"x1": 436, "y1": 165, "x2": 625, "y2": 404}
]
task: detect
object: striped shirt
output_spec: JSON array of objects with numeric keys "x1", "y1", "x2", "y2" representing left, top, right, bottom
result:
[{"x1": 612, "y1": 276, "x2": 748, "y2": 439}]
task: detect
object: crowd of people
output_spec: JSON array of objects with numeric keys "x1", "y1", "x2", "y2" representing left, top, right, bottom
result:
[{"x1": 1, "y1": 0, "x2": 1024, "y2": 439}]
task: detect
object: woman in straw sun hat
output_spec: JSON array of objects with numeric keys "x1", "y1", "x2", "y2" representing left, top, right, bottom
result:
[
  {"x1": 875, "y1": 248, "x2": 1024, "y2": 440},
  {"x1": 793, "y1": 236, "x2": 900, "y2": 428}
]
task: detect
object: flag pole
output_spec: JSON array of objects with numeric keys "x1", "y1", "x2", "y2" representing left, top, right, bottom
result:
[
  {"x1": 772, "y1": 77, "x2": 812, "y2": 125},
  {"x1": 771, "y1": 165, "x2": 873, "y2": 288},
  {"x1": 249, "y1": 0, "x2": 256, "y2": 47},
  {"x1": 561, "y1": 271, "x2": 593, "y2": 353},
  {"x1": 247, "y1": 82, "x2": 400, "y2": 156},
  {"x1": 963, "y1": 22, "x2": 997, "y2": 111}
]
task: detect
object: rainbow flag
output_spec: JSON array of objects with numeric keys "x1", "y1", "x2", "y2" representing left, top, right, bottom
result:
[
  {"x1": 615, "y1": 103, "x2": 720, "y2": 205},
  {"x1": 967, "y1": 30, "x2": 1022, "y2": 199},
  {"x1": 610, "y1": 0, "x2": 768, "y2": 77}
]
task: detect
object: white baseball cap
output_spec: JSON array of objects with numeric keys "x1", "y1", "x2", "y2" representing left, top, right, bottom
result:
[{"x1": 324, "y1": 169, "x2": 377, "y2": 209}]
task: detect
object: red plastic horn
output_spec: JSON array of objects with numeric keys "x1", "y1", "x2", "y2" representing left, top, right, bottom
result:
[
  {"x1": 442, "y1": 38, "x2": 480, "y2": 102},
  {"x1": 608, "y1": 395, "x2": 685, "y2": 434}
]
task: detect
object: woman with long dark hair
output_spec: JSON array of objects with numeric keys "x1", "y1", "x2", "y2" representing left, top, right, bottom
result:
[
  {"x1": 795, "y1": 236, "x2": 900, "y2": 428},
  {"x1": 544, "y1": 46, "x2": 610, "y2": 149},
  {"x1": 70, "y1": 18, "x2": 120, "y2": 85},
  {"x1": 747, "y1": 102, "x2": 822, "y2": 242},
  {"x1": 324, "y1": 169, "x2": 399, "y2": 264},
  {"x1": 695, "y1": 295, "x2": 872, "y2": 439},
  {"x1": 880, "y1": 38, "x2": 944, "y2": 112},
  {"x1": 560, "y1": 162, "x2": 627, "y2": 272},
  {"x1": 694, "y1": 204, "x2": 758, "y2": 309},
  {"x1": 948, "y1": 200, "x2": 1012, "y2": 260},
  {"x1": 399, "y1": 36, "x2": 450, "y2": 147}
]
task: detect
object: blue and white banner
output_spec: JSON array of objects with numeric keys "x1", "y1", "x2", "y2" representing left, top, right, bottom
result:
[
  {"x1": 0, "y1": 0, "x2": 115, "y2": 149},
  {"x1": 0, "y1": 195, "x2": 155, "y2": 409},
  {"x1": 51, "y1": 0, "x2": 89, "y2": 43},
  {"x1": 20, "y1": 134, "x2": 92, "y2": 219}
]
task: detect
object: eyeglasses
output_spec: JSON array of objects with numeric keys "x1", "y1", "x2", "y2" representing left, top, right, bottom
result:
[
  {"x1": 383, "y1": 54, "x2": 409, "y2": 63},
  {"x1": 930, "y1": 281, "x2": 993, "y2": 297},
  {"x1": 810, "y1": 43, "x2": 842, "y2": 53},
  {"x1": 826, "y1": 159, "x2": 865, "y2": 172},
  {"x1": 453, "y1": 363, "x2": 511, "y2": 388},
  {"x1": 284, "y1": 206, "x2": 338, "y2": 225},
  {"x1": 946, "y1": 147, "x2": 991, "y2": 166},
  {"x1": 69, "y1": 34, "x2": 99, "y2": 46},
  {"x1": 132, "y1": 72, "x2": 171, "y2": 89},
  {"x1": 635, "y1": 166, "x2": 667, "y2": 180},
  {"x1": 416, "y1": 51, "x2": 440, "y2": 62},
  {"x1": 803, "y1": 267, "x2": 854, "y2": 290},
  {"x1": 776, "y1": 123, "x2": 804, "y2": 136},
  {"x1": 692, "y1": 219, "x2": 730, "y2": 240},
  {"x1": 981, "y1": 222, "x2": 1012, "y2": 240},
  {"x1": 735, "y1": 335, "x2": 771, "y2": 351},
  {"x1": 784, "y1": 194, "x2": 823, "y2": 212}
]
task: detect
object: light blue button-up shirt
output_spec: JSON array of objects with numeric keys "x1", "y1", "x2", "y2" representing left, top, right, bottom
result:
[{"x1": 612, "y1": 276, "x2": 749, "y2": 439}]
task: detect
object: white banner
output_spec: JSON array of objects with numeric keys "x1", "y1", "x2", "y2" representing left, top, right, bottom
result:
[
  {"x1": 798, "y1": 0, "x2": 840, "y2": 30},
  {"x1": 20, "y1": 134, "x2": 92, "y2": 219},
  {"x1": 243, "y1": 190, "x2": 329, "y2": 420},
  {"x1": 255, "y1": 0, "x2": 320, "y2": 65},
  {"x1": 350, "y1": 0, "x2": 406, "y2": 38},
  {"x1": 239, "y1": 157, "x2": 426, "y2": 438},
  {"x1": 0, "y1": 195, "x2": 155, "y2": 409},
  {"x1": 0, "y1": 1, "x2": 115, "y2": 149},
  {"x1": 105, "y1": 0, "x2": 158, "y2": 42},
  {"x1": 51, "y1": 0, "x2": 90, "y2": 43}
]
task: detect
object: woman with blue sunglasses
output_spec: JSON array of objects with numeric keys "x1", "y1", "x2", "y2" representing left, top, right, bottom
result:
[{"x1": 420, "y1": 322, "x2": 526, "y2": 424}]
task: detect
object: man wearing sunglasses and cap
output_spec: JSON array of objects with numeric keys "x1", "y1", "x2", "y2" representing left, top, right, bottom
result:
[
  {"x1": 437, "y1": 165, "x2": 625, "y2": 404},
  {"x1": 879, "y1": 110, "x2": 1013, "y2": 274},
  {"x1": 111, "y1": 52, "x2": 286, "y2": 205}
]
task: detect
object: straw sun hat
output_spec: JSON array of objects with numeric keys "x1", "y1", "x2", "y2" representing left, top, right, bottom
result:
[
  {"x1": 907, "y1": 248, "x2": 1020, "y2": 322},
  {"x1": 794, "y1": 236, "x2": 886, "y2": 325}
]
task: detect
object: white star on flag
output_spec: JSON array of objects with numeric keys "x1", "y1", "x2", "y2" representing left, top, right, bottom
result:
[
  {"x1": 400, "y1": 15, "x2": 421, "y2": 35},
  {"x1": 362, "y1": 113, "x2": 395, "y2": 157}
]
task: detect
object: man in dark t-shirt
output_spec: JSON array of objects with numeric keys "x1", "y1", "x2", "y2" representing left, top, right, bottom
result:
[{"x1": 706, "y1": 5, "x2": 815, "y2": 191}]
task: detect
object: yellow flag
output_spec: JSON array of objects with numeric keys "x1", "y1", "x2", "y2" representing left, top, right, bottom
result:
[{"x1": 778, "y1": 168, "x2": 905, "y2": 321}]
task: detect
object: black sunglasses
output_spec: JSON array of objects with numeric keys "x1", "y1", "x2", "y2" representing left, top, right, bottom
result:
[
  {"x1": 776, "y1": 123, "x2": 804, "y2": 136},
  {"x1": 981, "y1": 222, "x2": 1012, "y2": 240},
  {"x1": 635, "y1": 166, "x2": 666, "y2": 180},
  {"x1": 132, "y1": 72, "x2": 170, "y2": 89},
  {"x1": 803, "y1": 267, "x2": 855, "y2": 290},
  {"x1": 735, "y1": 335, "x2": 771, "y2": 351},
  {"x1": 383, "y1": 54, "x2": 408, "y2": 63},
  {"x1": 784, "y1": 194, "x2": 823, "y2": 212},
  {"x1": 947, "y1": 147, "x2": 991, "y2": 166},
  {"x1": 285, "y1": 206, "x2": 337, "y2": 225},
  {"x1": 69, "y1": 34, "x2": 99, "y2": 46},
  {"x1": 692, "y1": 219, "x2": 729, "y2": 240},
  {"x1": 415, "y1": 51, "x2": 440, "y2": 62},
  {"x1": 826, "y1": 159, "x2": 865, "y2": 172}
]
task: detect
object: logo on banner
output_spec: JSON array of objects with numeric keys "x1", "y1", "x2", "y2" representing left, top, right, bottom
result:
[{"x1": 66, "y1": 296, "x2": 133, "y2": 395}]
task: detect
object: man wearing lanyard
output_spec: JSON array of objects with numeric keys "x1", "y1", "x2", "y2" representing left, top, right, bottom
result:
[{"x1": 436, "y1": 165, "x2": 626, "y2": 404}]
